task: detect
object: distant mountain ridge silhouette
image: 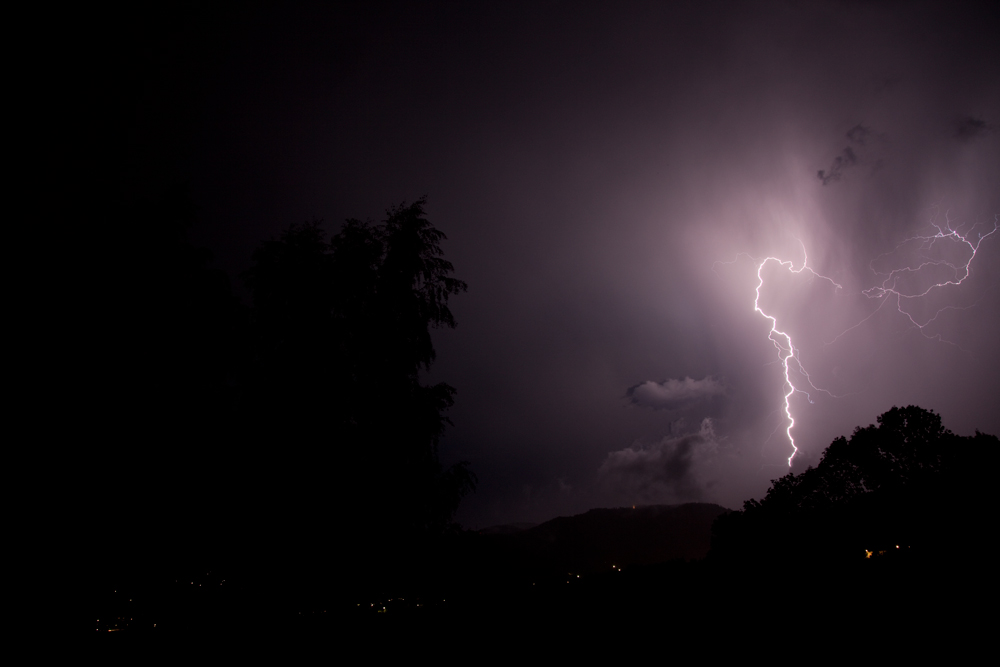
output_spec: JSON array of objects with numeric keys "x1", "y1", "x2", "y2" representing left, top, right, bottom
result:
[
  {"x1": 479, "y1": 503, "x2": 728, "y2": 576},
  {"x1": 477, "y1": 522, "x2": 539, "y2": 535}
]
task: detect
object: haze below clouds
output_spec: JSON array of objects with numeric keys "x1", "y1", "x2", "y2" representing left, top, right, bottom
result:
[{"x1": 164, "y1": 1, "x2": 999, "y2": 527}]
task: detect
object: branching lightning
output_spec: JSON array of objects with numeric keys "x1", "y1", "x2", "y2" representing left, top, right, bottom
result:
[
  {"x1": 714, "y1": 214, "x2": 996, "y2": 469},
  {"x1": 717, "y1": 244, "x2": 842, "y2": 466},
  {"x1": 753, "y1": 246, "x2": 842, "y2": 466},
  {"x1": 864, "y1": 214, "x2": 998, "y2": 337},
  {"x1": 829, "y1": 213, "x2": 998, "y2": 347}
]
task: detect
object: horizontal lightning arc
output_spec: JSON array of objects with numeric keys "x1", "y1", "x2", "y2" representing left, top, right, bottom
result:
[
  {"x1": 868, "y1": 215, "x2": 998, "y2": 330},
  {"x1": 831, "y1": 213, "x2": 998, "y2": 347}
]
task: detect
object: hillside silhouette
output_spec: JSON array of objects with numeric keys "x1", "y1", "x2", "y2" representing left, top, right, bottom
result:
[
  {"x1": 347, "y1": 406, "x2": 994, "y2": 643},
  {"x1": 480, "y1": 503, "x2": 726, "y2": 577}
]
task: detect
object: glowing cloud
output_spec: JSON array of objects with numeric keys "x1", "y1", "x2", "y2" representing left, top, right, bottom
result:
[
  {"x1": 626, "y1": 376, "x2": 725, "y2": 410},
  {"x1": 599, "y1": 418, "x2": 718, "y2": 502}
]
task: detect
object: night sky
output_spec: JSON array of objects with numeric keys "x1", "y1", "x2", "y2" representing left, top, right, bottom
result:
[{"x1": 121, "y1": 1, "x2": 999, "y2": 530}]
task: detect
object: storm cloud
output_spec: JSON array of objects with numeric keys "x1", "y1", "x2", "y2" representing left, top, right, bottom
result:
[
  {"x1": 599, "y1": 418, "x2": 719, "y2": 503},
  {"x1": 817, "y1": 124, "x2": 886, "y2": 185},
  {"x1": 626, "y1": 377, "x2": 725, "y2": 410},
  {"x1": 817, "y1": 146, "x2": 858, "y2": 185},
  {"x1": 955, "y1": 116, "x2": 991, "y2": 141}
]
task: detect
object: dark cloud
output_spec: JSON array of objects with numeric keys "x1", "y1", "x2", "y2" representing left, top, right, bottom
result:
[
  {"x1": 599, "y1": 419, "x2": 718, "y2": 503},
  {"x1": 818, "y1": 146, "x2": 859, "y2": 185},
  {"x1": 626, "y1": 376, "x2": 725, "y2": 410},
  {"x1": 954, "y1": 116, "x2": 991, "y2": 141},
  {"x1": 818, "y1": 124, "x2": 887, "y2": 185},
  {"x1": 846, "y1": 124, "x2": 873, "y2": 146}
]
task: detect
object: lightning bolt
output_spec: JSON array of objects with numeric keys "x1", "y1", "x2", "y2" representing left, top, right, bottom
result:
[
  {"x1": 829, "y1": 213, "x2": 998, "y2": 347},
  {"x1": 714, "y1": 214, "x2": 995, "y2": 468},
  {"x1": 865, "y1": 213, "x2": 997, "y2": 338},
  {"x1": 754, "y1": 245, "x2": 842, "y2": 466},
  {"x1": 717, "y1": 243, "x2": 842, "y2": 467}
]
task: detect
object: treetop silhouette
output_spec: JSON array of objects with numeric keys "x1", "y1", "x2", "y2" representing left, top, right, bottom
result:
[
  {"x1": 243, "y1": 198, "x2": 474, "y2": 558},
  {"x1": 711, "y1": 405, "x2": 997, "y2": 566}
]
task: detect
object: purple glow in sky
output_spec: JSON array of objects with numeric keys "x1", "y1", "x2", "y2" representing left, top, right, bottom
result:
[
  {"x1": 122, "y1": 1, "x2": 999, "y2": 528},
  {"x1": 856, "y1": 214, "x2": 998, "y2": 345},
  {"x1": 742, "y1": 245, "x2": 844, "y2": 467}
]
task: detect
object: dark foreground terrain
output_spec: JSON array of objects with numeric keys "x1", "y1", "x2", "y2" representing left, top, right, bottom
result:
[{"x1": 90, "y1": 502, "x2": 989, "y2": 653}]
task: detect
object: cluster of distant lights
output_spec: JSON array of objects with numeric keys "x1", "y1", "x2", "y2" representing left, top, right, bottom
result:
[
  {"x1": 359, "y1": 566, "x2": 629, "y2": 613},
  {"x1": 360, "y1": 597, "x2": 443, "y2": 614},
  {"x1": 866, "y1": 545, "x2": 908, "y2": 558},
  {"x1": 97, "y1": 574, "x2": 227, "y2": 631}
]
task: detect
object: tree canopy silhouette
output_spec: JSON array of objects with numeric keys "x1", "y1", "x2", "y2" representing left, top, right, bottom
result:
[
  {"x1": 711, "y1": 405, "x2": 997, "y2": 568},
  {"x1": 242, "y1": 199, "x2": 474, "y2": 580}
]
